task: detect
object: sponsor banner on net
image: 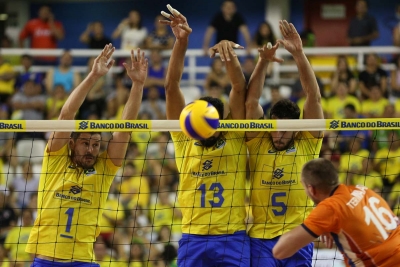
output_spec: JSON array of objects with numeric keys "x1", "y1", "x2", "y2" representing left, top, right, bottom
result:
[
  {"x1": 327, "y1": 119, "x2": 400, "y2": 130},
  {"x1": 76, "y1": 120, "x2": 152, "y2": 132},
  {"x1": 217, "y1": 120, "x2": 276, "y2": 131},
  {"x1": 0, "y1": 120, "x2": 26, "y2": 132}
]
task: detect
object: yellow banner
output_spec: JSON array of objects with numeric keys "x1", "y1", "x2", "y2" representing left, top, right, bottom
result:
[
  {"x1": 326, "y1": 119, "x2": 400, "y2": 130},
  {"x1": 0, "y1": 120, "x2": 26, "y2": 132},
  {"x1": 217, "y1": 120, "x2": 277, "y2": 131},
  {"x1": 75, "y1": 120, "x2": 153, "y2": 132}
]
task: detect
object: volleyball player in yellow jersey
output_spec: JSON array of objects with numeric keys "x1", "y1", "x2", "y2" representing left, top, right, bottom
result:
[
  {"x1": 245, "y1": 20, "x2": 324, "y2": 267},
  {"x1": 26, "y1": 44, "x2": 149, "y2": 266},
  {"x1": 160, "y1": 5, "x2": 249, "y2": 266}
]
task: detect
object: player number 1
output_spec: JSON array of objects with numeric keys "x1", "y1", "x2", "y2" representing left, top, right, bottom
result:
[{"x1": 363, "y1": 196, "x2": 397, "y2": 240}]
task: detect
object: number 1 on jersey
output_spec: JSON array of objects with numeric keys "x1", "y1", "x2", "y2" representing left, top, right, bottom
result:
[
  {"x1": 198, "y1": 183, "x2": 225, "y2": 207},
  {"x1": 60, "y1": 208, "x2": 74, "y2": 239}
]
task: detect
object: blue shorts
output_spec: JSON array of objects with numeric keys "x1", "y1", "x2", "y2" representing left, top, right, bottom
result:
[
  {"x1": 251, "y1": 237, "x2": 313, "y2": 267},
  {"x1": 31, "y1": 258, "x2": 100, "y2": 267},
  {"x1": 178, "y1": 230, "x2": 250, "y2": 267}
]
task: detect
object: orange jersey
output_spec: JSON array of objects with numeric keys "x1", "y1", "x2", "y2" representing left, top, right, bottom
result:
[{"x1": 303, "y1": 184, "x2": 400, "y2": 267}]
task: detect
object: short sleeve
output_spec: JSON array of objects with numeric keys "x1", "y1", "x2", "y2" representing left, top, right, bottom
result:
[
  {"x1": 358, "y1": 71, "x2": 368, "y2": 84},
  {"x1": 369, "y1": 16, "x2": 378, "y2": 33},
  {"x1": 234, "y1": 13, "x2": 245, "y2": 27},
  {"x1": 378, "y1": 68, "x2": 388, "y2": 77},
  {"x1": 170, "y1": 131, "x2": 190, "y2": 151},
  {"x1": 303, "y1": 202, "x2": 340, "y2": 236},
  {"x1": 210, "y1": 13, "x2": 221, "y2": 28}
]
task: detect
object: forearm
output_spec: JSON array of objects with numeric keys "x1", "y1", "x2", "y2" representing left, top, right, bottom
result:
[
  {"x1": 49, "y1": 23, "x2": 64, "y2": 40},
  {"x1": 202, "y1": 28, "x2": 213, "y2": 49},
  {"x1": 79, "y1": 31, "x2": 90, "y2": 43},
  {"x1": 225, "y1": 56, "x2": 245, "y2": 90},
  {"x1": 120, "y1": 82, "x2": 144, "y2": 120},
  {"x1": 247, "y1": 58, "x2": 269, "y2": 102},
  {"x1": 293, "y1": 52, "x2": 320, "y2": 99},
  {"x1": 165, "y1": 38, "x2": 188, "y2": 91},
  {"x1": 59, "y1": 72, "x2": 101, "y2": 119}
]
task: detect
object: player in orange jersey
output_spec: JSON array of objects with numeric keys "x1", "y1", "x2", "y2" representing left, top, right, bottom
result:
[{"x1": 273, "y1": 158, "x2": 400, "y2": 267}]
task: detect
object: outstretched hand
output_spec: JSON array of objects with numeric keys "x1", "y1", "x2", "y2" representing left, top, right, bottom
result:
[
  {"x1": 258, "y1": 43, "x2": 284, "y2": 63},
  {"x1": 277, "y1": 20, "x2": 303, "y2": 56},
  {"x1": 159, "y1": 4, "x2": 192, "y2": 40},
  {"x1": 91, "y1": 43, "x2": 115, "y2": 77},
  {"x1": 123, "y1": 48, "x2": 148, "y2": 84},
  {"x1": 209, "y1": 40, "x2": 244, "y2": 62}
]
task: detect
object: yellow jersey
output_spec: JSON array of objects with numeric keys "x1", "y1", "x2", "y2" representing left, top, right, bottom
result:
[
  {"x1": 339, "y1": 149, "x2": 370, "y2": 173},
  {"x1": 26, "y1": 144, "x2": 120, "y2": 261},
  {"x1": 327, "y1": 95, "x2": 360, "y2": 119},
  {"x1": 361, "y1": 98, "x2": 389, "y2": 117},
  {"x1": 100, "y1": 197, "x2": 125, "y2": 234},
  {"x1": 121, "y1": 176, "x2": 150, "y2": 209},
  {"x1": 4, "y1": 226, "x2": 32, "y2": 261},
  {"x1": 149, "y1": 203, "x2": 173, "y2": 232},
  {"x1": 171, "y1": 131, "x2": 247, "y2": 235},
  {"x1": 98, "y1": 256, "x2": 127, "y2": 267},
  {"x1": 374, "y1": 147, "x2": 400, "y2": 183},
  {"x1": 352, "y1": 171, "x2": 383, "y2": 190},
  {"x1": 247, "y1": 131, "x2": 322, "y2": 239},
  {"x1": 0, "y1": 63, "x2": 15, "y2": 94}
]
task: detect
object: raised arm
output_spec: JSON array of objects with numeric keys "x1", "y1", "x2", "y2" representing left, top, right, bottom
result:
[
  {"x1": 160, "y1": 5, "x2": 192, "y2": 120},
  {"x1": 209, "y1": 41, "x2": 246, "y2": 119},
  {"x1": 277, "y1": 20, "x2": 323, "y2": 137},
  {"x1": 107, "y1": 49, "x2": 148, "y2": 167},
  {"x1": 245, "y1": 43, "x2": 283, "y2": 139},
  {"x1": 202, "y1": 26, "x2": 216, "y2": 56},
  {"x1": 47, "y1": 44, "x2": 115, "y2": 152}
]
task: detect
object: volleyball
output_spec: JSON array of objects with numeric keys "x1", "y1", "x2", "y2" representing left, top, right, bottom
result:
[{"x1": 179, "y1": 100, "x2": 220, "y2": 140}]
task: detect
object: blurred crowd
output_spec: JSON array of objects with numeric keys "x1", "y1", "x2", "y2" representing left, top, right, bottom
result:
[{"x1": 0, "y1": 0, "x2": 400, "y2": 266}]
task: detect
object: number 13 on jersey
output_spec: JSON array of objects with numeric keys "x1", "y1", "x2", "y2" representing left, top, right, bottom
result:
[{"x1": 197, "y1": 182, "x2": 225, "y2": 207}]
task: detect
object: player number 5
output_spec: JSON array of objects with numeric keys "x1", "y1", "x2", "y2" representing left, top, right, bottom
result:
[
  {"x1": 363, "y1": 196, "x2": 397, "y2": 240},
  {"x1": 272, "y1": 192, "x2": 287, "y2": 216}
]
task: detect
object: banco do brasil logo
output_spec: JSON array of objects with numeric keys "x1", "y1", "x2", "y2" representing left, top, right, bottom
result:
[
  {"x1": 79, "y1": 121, "x2": 89, "y2": 130},
  {"x1": 202, "y1": 160, "x2": 213, "y2": 171},
  {"x1": 69, "y1": 185, "x2": 82, "y2": 194},
  {"x1": 273, "y1": 168, "x2": 284, "y2": 179},
  {"x1": 329, "y1": 120, "x2": 339, "y2": 129}
]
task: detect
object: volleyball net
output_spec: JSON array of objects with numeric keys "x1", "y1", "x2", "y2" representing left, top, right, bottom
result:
[{"x1": 1, "y1": 118, "x2": 400, "y2": 267}]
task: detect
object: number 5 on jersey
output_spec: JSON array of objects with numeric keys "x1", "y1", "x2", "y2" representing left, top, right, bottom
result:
[{"x1": 198, "y1": 183, "x2": 225, "y2": 207}]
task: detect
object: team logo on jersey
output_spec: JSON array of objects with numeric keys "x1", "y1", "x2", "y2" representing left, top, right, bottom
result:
[
  {"x1": 79, "y1": 121, "x2": 89, "y2": 130},
  {"x1": 215, "y1": 138, "x2": 226, "y2": 149},
  {"x1": 84, "y1": 168, "x2": 96, "y2": 176},
  {"x1": 268, "y1": 149, "x2": 276, "y2": 154},
  {"x1": 273, "y1": 168, "x2": 284, "y2": 179},
  {"x1": 286, "y1": 146, "x2": 296, "y2": 153},
  {"x1": 202, "y1": 160, "x2": 213, "y2": 171},
  {"x1": 69, "y1": 185, "x2": 82, "y2": 194},
  {"x1": 194, "y1": 141, "x2": 202, "y2": 146}
]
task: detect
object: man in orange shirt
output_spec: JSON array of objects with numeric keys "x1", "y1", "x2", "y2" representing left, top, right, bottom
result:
[
  {"x1": 19, "y1": 5, "x2": 64, "y2": 64},
  {"x1": 273, "y1": 158, "x2": 400, "y2": 267}
]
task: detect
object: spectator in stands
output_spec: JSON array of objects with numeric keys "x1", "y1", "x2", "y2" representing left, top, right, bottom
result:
[
  {"x1": 144, "y1": 15, "x2": 174, "y2": 50},
  {"x1": 374, "y1": 131, "x2": 400, "y2": 189},
  {"x1": 45, "y1": 51, "x2": 81, "y2": 95},
  {"x1": 79, "y1": 21, "x2": 111, "y2": 49},
  {"x1": 291, "y1": 71, "x2": 325, "y2": 103},
  {"x1": 1, "y1": 35, "x2": 20, "y2": 66},
  {"x1": 11, "y1": 80, "x2": 46, "y2": 121},
  {"x1": 78, "y1": 57, "x2": 106, "y2": 119},
  {"x1": 351, "y1": 158, "x2": 383, "y2": 193},
  {"x1": 388, "y1": 176, "x2": 400, "y2": 213},
  {"x1": 19, "y1": 5, "x2": 64, "y2": 64},
  {"x1": 0, "y1": 54, "x2": 16, "y2": 105},
  {"x1": 112, "y1": 10, "x2": 148, "y2": 51},
  {"x1": 204, "y1": 58, "x2": 230, "y2": 95},
  {"x1": 359, "y1": 53, "x2": 388, "y2": 99},
  {"x1": 252, "y1": 21, "x2": 276, "y2": 48},
  {"x1": 149, "y1": 190, "x2": 173, "y2": 233},
  {"x1": 300, "y1": 28, "x2": 316, "y2": 47},
  {"x1": 94, "y1": 238, "x2": 124, "y2": 267},
  {"x1": 330, "y1": 55, "x2": 357, "y2": 97},
  {"x1": 204, "y1": 81, "x2": 229, "y2": 117},
  {"x1": 0, "y1": 185, "x2": 16, "y2": 244},
  {"x1": 361, "y1": 85, "x2": 389, "y2": 118},
  {"x1": 106, "y1": 72, "x2": 130, "y2": 119},
  {"x1": 46, "y1": 84, "x2": 67, "y2": 120},
  {"x1": 347, "y1": 0, "x2": 379, "y2": 46},
  {"x1": 202, "y1": 0, "x2": 252, "y2": 55},
  {"x1": 242, "y1": 55, "x2": 258, "y2": 83},
  {"x1": 0, "y1": 244, "x2": 9, "y2": 266},
  {"x1": 262, "y1": 85, "x2": 282, "y2": 117},
  {"x1": 139, "y1": 86, "x2": 166, "y2": 120},
  {"x1": 144, "y1": 50, "x2": 166, "y2": 100},
  {"x1": 119, "y1": 162, "x2": 150, "y2": 210},
  {"x1": 14, "y1": 55, "x2": 44, "y2": 92},
  {"x1": 391, "y1": 55, "x2": 400, "y2": 99},
  {"x1": 128, "y1": 240, "x2": 146, "y2": 267},
  {"x1": 10, "y1": 161, "x2": 39, "y2": 209},
  {"x1": 339, "y1": 138, "x2": 370, "y2": 182},
  {"x1": 0, "y1": 105, "x2": 14, "y2": 185},
  {"x1": 371, "y1": 105, "x2": 397, "y2": 152},
  {"x1": 327, "y1": 82, "x2": 360, "y2": 119},
  {"x1": 4, "y1": 209, "x2": 34, "y2": 266}
]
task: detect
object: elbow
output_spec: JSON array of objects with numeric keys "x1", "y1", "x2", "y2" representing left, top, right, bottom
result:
[
  {"x1": 245, "y1": 99, "x2": 259, "y2": 112},
  {"x1": 272, "y1": 245, "x2": 291, "y2": 260}
]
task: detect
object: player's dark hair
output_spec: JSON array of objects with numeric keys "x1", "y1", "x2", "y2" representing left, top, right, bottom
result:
[
  {"x1": 129, "y1": 9, "x2": 143, "y2": 29},
  {"x1": 270, "y1": 99, "x2": 300, "y2": 119},
  {"x1": 302, "y1": 158, "x2": 339, "y2": 194},
  {"x1": 200, "y1": 96, "x2": 224, "y2": 120},
  {"x1": 70, "y1": 132, "x2": 101, "y2": 141},
  {"x1": 344, "y1": 103, "x2": 356, "y2": 113}
]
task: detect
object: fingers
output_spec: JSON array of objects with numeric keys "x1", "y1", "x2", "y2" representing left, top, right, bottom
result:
[
  {"x1": 208, "y1": 47, "x2": 216, "y2": 58},
  {"x1": 106, "y1": 59, "x2": 115, "y2": 69},
  {"x1": 159, "y1": 20, "x2": 172, "y2": 26},
  {"x1": 178, "y1": 23, "x2": 192, "y2": 33},
  {"x1": 161, "y1": 11, "x2": 172, "y2": 19},
  {"x1": 289, "y1": 23, "x2": 298, "y2": 34}
]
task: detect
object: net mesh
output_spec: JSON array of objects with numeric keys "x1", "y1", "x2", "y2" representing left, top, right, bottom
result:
[{"x1": 1, "y1": 127, "x2": 399, "y2": 267}]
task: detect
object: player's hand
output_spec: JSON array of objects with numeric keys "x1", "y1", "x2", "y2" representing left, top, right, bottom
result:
[
  {"x1": 91, "y1": 43, "x2": 115, "y2": 77},
  {"x1": 258, "y1": 43, "x2": 284, "y2": 63},
  {"x1": 321, "y1": 233, "x2": 333, "y2": 249},
  {"x1": 277, "y1": 20, "x2": 303, "y2": 56},
  {"x1": 123, "y1": 48, "x2": 148, "y2": 85},
  {"x1": 160, "y1": 4, "x2": 192, "y2": 40},
  {"x1": 209, "y1": 40, "x2": 243, "y2": 62}
]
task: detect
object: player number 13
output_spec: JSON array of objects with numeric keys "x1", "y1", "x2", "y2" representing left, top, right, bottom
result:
[
  {"x1": 363, "y1": 196, "x2": 397, "y2": 240},
  {"x1": 198, "y1": 183, "x2": 225, "y2": 208}
]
